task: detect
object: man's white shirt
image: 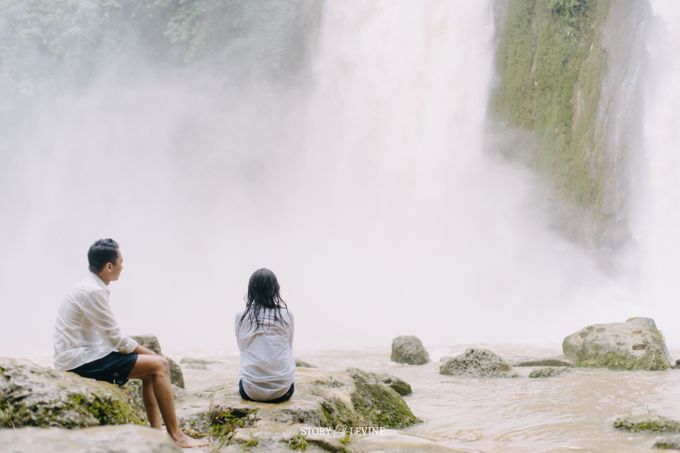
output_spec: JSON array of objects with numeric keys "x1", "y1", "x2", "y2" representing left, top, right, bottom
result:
[{"x1": 53, "y1": 272, "x2": 137, "y2": 371}]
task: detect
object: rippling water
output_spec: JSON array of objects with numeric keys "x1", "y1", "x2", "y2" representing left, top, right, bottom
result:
[{"x1": 175, "y1": 345, "x2": 680, "y2": 452}]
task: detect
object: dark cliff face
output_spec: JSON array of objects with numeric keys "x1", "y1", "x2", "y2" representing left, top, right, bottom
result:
[{"x1": 490, "y1": 0, "x2": 649, "y2": 249}]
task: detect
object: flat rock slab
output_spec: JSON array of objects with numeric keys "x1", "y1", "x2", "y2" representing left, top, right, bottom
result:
[
  {"x1": 528, "y1": 367, "x2": 572, "y2": 378},
  {"x1": 177, "y1": 366, "x2": 419, "y2": 450},
  {"x1": 515, "y1": 359, "x2": 574, "y2": 367},
  {"x1": 0, "y1": 425, "x2": 180, "y2": 452}
]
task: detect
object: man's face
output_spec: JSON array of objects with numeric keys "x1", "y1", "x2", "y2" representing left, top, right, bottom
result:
[{"x1": 109, "y1": 252, "x2": 124, "y2": 281}]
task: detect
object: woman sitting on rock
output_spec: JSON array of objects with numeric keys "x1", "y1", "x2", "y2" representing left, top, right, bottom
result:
[{"x1": 235, "y1": 268, "x2": 295, "y2": 403}]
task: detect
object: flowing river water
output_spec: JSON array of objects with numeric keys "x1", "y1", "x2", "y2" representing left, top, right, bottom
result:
[{"x1": 167, "y1": 346, "x2": 680, "y2": 452}]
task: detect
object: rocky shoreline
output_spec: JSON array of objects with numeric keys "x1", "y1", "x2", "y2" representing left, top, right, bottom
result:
[{"x1": 2, "y1": 318, "x2": 680, "y2": 452}]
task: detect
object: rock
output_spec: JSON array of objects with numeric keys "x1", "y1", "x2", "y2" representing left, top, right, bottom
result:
[
  {"x1": 0, "y1": 358, "x2": 144, "y2": 428},
  {"x1": 0, "y1": 425, "x2": 180, "y2": 452},
  {"x1": 528, "y1": 367, "x2": 572, "y2": 378},
  {"x1": 167, "y1": 359, "x2": 185, "y2": 389},
  {"x1": 562, "y1": 318, "x2": 672, "y2": 370},
  {"x1": 132, "y1": 335, "x2": 163, "y2": 354},
  {"x1": 376, "y1": 374, "x2": 412, "y2": 396},
  {"x1": 674, "y1": 359, "x2": 680, "y2": 369},
  {"x1": 390, "y1": 336, "x2": 430, "y2": 365},
  {"x1": 180, "y1": 357, "x2": 218, "y2": 370},
  {"x1": 515, "y1": 359, "x2": 574, "y2": 367},
  {"x1": 654, "y1": 435, "x2": 680, "y2": 450},
  {"x1": 176, "y1": 366, "x2": 419, "y2": 448},
  {"x1": 132, "y1": 335, "x2": 185, "y2": 388},
  {"x1": 613, "y1": 413, "x2": 680, "y2": 433},
  {"x1": 295, "y1": 359, "x2": 316, "y2": 368},
  {"x1": 439, "y1": 348, "x2": 517, "y2": 378}
]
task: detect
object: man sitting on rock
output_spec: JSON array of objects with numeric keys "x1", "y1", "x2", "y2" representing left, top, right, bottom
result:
[{"x1": 53, "y1": 238, "x2": 207, "y2": 448}]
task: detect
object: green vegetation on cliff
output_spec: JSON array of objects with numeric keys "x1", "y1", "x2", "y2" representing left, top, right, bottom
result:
[{"x1": 492, "y1": 0, "x2": 612, "y2": 243}]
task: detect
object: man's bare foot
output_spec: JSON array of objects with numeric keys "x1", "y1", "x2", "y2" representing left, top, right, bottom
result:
[{"x1": 173, "y1": 433, "x2": 209, "y2": 448}]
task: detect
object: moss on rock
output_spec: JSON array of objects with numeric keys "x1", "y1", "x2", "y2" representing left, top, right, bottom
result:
[
  {"x1": 613, "y1": 414, "x2": 680, "y2": 433},
  {"x1": 209, "y1": 407, "x2": 257, "y2": 439},
  {"x1": 491, "y1": 0, "x2": 646, "y2": 246},
  {"x1": 654, "y1": 436, "x2": 680, "y2": 450},
  {"x1": 0, "y1": 358, "x2": 144, "y2": 428},
  {"x1": 528, "y1": 367, "x2": 572, "y2": 378},
  {"x1": 347, "y1": 368, "x2": 418, "y2": 429},
  {"x1": 288, "y1": 432, "x2": 308, "y2": 451},
  {"x1": 516, "y1": 359, "x2": 574, "y2": 367},
  {"x1": 563, "y1": 318, "x2": 672, "y2": 370}
]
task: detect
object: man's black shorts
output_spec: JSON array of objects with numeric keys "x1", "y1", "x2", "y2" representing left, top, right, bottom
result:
[{"x1": 69, "y1": 352, "x2": 139, "y2": 386}]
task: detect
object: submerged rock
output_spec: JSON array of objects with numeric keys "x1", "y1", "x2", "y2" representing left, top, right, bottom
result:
[
  {"x1": 390, "y1": 336, "x2": 430, "y2": 365},
  {"x1": 377, "y1": 374, "x2": 412, "y2": 396},
  {"x1": 515, "y1": 359, "x2": 574, "y2": 367},
  {"x1": 0, "y1": 358, "x2": 144, "y2": 428},
  {"x1": 0, "y1": 425, "x2": 180, "y2": 452},
  {"x1": 654, "y1": 435, "x2": 680, "y2": 450},
  {"x1": 528, "y1": 367, "x2": 572, "y2": 378},
  {"x1": 132, "y1": 335, "x2": 185, "y2": 388},
  {"x1": 295, "y1": 359, "x2": 316, "y2": 368},
  {"x1": 439, "y1": 348, "x2": 517, "y2": 378},
  {"x1": 613, "y1": 414, "x2": 680, "y2": 433},
  {"x1": 562, "y1": 318, "x2": 672, "y2": 370}
]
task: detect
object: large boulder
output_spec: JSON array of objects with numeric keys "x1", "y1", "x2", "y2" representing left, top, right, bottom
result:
[
  {"x1": 132, "y1": 335, "x2": 185, "y2": 388},
  {"x1": 562, "y1": 318, "x2": 672, "y2": 370},
  {"x1": 439, "y1": 348, "x2": 517, "y2": 378},
  {"x1": 390, "y1": 336, "x2": 430, "y2": 365},
  {"x1": 0, "y1": 358, "x2": 144, "y2": 428},
  {"x1": 176, "y1": 366, "x2": 419, "y2": 450},
  {"x1": 0, "y1": 425, "x2": 180, "y2": 452}
]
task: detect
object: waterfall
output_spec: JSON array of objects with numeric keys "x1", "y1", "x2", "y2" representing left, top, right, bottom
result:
[
  {"x1": 292, "y1": 0, "x2": 623, "y2": 347},
  {"x1": 0, "y1": 1, "x2": 652, "y2": 355},
  {"x1": 633, "y1": 0, "x2": 680, "y2": 336}
]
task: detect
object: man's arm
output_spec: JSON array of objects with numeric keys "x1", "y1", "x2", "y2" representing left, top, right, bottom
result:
[{"x1": 81, "y1": 290, "x2": 138, "y2": 353}]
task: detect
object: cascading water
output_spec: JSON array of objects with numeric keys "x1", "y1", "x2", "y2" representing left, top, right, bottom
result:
[
  {"x1": 633, "y1": 0, "x2": 680, "y2": 335},
  {"x1": 0, "y1": 1, "x2": 655, "y2": 357},
  {"x1": 294, "y1": 0, "x2": 630, "y2": 348}
]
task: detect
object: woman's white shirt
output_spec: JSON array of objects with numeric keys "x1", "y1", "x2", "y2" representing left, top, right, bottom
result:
[{"x1": 235, "y1": 308, "x2": 295, "y2": 401}]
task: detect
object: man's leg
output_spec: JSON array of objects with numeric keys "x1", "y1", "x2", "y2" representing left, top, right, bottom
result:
[
  {"x1": 128, "y1": 355, "x2": 207, "y2": 448},
  {"x1": 141, "y1": 376, "x2": 162, "y2": 429}
]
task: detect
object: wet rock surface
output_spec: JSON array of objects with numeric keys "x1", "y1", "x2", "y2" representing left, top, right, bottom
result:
[
  {"x1": 390, "y1": 336, "x2": 430, "y2": 365},
  {"x1": 0, "y1": 425, "x2": 180, "y2": 452},
  {"x1": 0, "y1": 358, "x2": 144, "y2": 429},
  {"x1": 563, "y1": 318, "x2": 672, "y2": 370},
  {"x1": 439, "y1": 348, "x2": 517, "y2": 378}
]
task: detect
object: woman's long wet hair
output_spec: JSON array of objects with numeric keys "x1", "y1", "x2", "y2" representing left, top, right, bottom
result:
[{"x1": 239, "y1": 268, "x2": 289, "y2": 330}]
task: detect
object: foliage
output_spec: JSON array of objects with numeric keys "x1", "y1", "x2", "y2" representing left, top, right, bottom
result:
[{"x1": 491, "y1": 0, "x2": 612, "y2": 244}]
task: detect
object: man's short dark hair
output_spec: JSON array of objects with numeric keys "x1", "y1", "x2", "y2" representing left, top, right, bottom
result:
[{"x1": 88, "y1": 239, "x2": 119, "y2": 273}]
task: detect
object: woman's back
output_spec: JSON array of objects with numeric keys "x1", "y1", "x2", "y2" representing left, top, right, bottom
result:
[{"x1": 235, "y1": 307, "x2": 295, "y2": 401}]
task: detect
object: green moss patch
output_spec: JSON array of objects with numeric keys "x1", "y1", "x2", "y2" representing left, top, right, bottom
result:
[
  {"x1": 492, "y1": 0, "x2": 614, "y2": 243},
  {"x1": 614, "y1": 415, "x2": 680, "y2": 433},
  {"x1": 348, "y1": 369, "x2": 418, "y2": 429}
]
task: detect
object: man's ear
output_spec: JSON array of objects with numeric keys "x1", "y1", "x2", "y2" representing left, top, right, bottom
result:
[{"x1": 106, "y1": 262, "x2": 113, "y2": 271}]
